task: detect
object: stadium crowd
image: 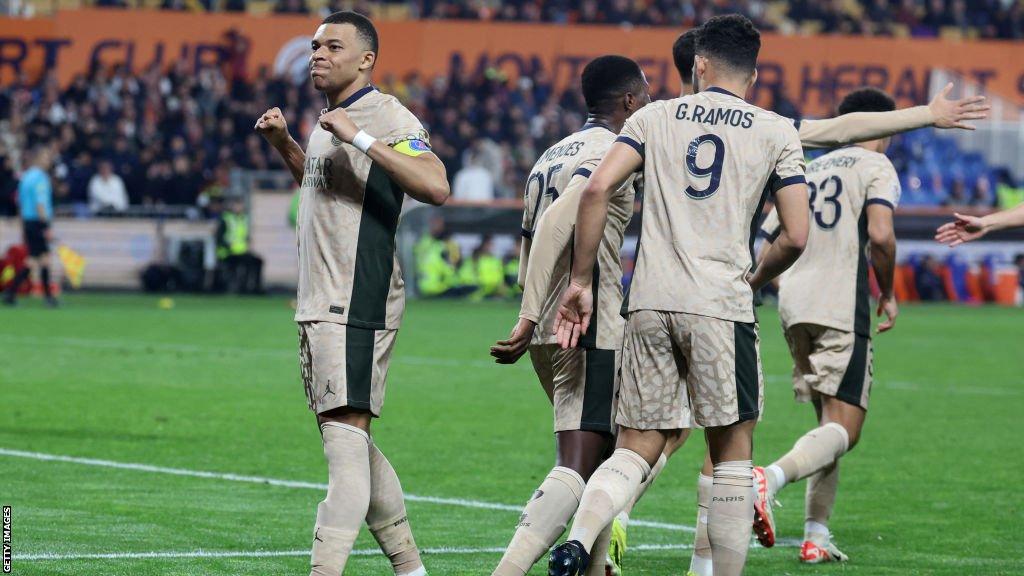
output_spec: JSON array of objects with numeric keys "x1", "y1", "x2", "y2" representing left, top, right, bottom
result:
[
  {"x1": 2, "y1": 53, "x2": 1017, "y2": 218},
  {"x1": 68, "y1": 0, "x2": 1024, "y2": 40}
]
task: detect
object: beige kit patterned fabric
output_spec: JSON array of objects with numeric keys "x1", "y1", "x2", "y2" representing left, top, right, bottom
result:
[
  {"x1": 298, "y1": 321, "x2": 397, "y2": 416},
  {"x1": 784, "y1": 323, "x2": 873, "y2": 410},
  {"x1": 617, "y1": 310, "x2": 764, "y2": 430}
]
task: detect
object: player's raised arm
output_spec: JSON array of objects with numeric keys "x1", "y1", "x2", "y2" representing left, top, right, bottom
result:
[
  {"x1": 318, "y1": 107, "x2": 450, "y2": 206},
  {"x1": 935, "y1": 202, "x2": 1024, "y2": 246},
  {"x1": 797, "y1": 83, "x2": 989, "y2": 149},
  {"x1": 555, "y1": 142, "x2": 641, "y2": 348},
  {"x1": 255, "y1": 107, "x2": 306, "y2": 186}
]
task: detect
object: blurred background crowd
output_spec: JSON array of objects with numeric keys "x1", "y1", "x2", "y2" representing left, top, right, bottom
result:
[
  {"x1": 1, "y1": 53, "x2": 1020, "y2": 219},
  {"x1": 10, "y1": 0, "x2": 1022, "y2": 40}
]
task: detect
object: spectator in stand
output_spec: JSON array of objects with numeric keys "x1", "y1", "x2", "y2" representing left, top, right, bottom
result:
[
  {"x1": 452, "y1": 149, "x2": 495, "y2": 202},
  {"x1": 1015, "y1": 254, "x2": 1024, "y2": 292},
  {"x1": 88, "y1": 160, "x2": 129, "y2": 214},
  {"x1": 915, "y1": 255, "x2": 948, "y2": 301}
]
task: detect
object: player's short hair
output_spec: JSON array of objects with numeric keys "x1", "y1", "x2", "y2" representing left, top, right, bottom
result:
[
  {"x1": 672, "y1": 28, "x2": 699, "y2": 85},
  {"x1": 580, "y1": 55, "x2": 645, "y2": 113},
  {"x1": 695, "y1": 14, "x2": 760, "y2": 76},
  {"x1": 838, "y1": 87, "x2": 896, "y2": 115},
  {"x1": 322, "y1": 11, "x2": 379, "y2": 55}
]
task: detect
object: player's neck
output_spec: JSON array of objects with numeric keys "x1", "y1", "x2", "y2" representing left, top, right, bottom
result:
[
  {"x1": 678, "y1": 82, "x2": 693, "y2": 97},
  {"x1": 854, "y1": 140, "x2": 882, "y2": 153},
  {"x1": 698, "y1": 72, "x2": 750, "y2": 100},
  {"x1": 326, "y1": 78, "x2": 373, "y2": 109},
  {"x1": 583, "y1": 115, "x2": 619, "y2": 134}
]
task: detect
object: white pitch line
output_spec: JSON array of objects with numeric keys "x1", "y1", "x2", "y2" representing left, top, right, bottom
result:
[
  {"x1": 0, "y1": 448, "x2": 693, "y2": 533},
  {"x1": 15, "y1": 540, "x2": 802, "y2": 562},
  {"x1": 15, "y1": 544, "x2": 709, "y2": 562}
]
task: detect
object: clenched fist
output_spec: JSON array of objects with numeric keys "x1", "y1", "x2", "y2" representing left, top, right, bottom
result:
[
  {"x1": 254, "y1": 107, "x2": 289, "y2": 148},
  {"x1": 318, "y1": 107, "x2": 360, "y2": 144}
]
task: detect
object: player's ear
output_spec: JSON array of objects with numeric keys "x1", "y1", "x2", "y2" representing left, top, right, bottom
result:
[
  {"x1": 750, "y1": 67, "x2": 758, "y2": 88},
  {"x1": 359, "y1": 50, "x2": 376, "y2": 72}
]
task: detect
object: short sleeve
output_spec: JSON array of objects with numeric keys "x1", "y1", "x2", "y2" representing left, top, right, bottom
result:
[
  {"x1": 383, "y1": 104, "x2": 432, "y2": 157},
  {"x1": 865, "y1": 157, "x2": 902, "y2": 210},
  {"x1": 616, "y1": 107, "x2": 649, "y2": 161},
  {"x1": 769, "y1": 124, "x2": 806, "y2": 193},
  {"x1": 521, "y1": 190, "x2": 536, "y2": 239},
  {"x1": 759, "y1": 208, "x2": 781, "y2": 241}
]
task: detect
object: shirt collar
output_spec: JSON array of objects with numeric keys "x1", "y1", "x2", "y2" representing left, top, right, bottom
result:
[
  {"x1": 705, "y1": 86, "x2": 741, "y2": 99},
  {"x1": 330, "y1": 84, "x2": 377, "y2": 112}
]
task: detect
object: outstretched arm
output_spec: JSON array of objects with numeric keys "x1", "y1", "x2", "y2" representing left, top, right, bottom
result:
[
  {"x1": 935, "y1": 203, "x2": 1024, "y2": 247},
  {"x1": 255, "y1": 107, "x2": 305, "y2": 186},
  {"x1": 319, "y1": 107, "x2": 449, "y2": 206},
  {"x1": 797, "y1": 83, "x2": 989, "y2": 149}
]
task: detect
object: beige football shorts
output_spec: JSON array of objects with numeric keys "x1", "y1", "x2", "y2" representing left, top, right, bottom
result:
[
  {"x1": 784, "y1": 323, "x2": 873, "y2": 410},
  {"x1": 617, "y1": 310, "x2": 764, "y2": 430},
  {"x1": 297, "y1": 321, "x2": 397, "y2": 417},
  {"x1": 529, "y1": 344, "x2": 618, "y2": 434}
]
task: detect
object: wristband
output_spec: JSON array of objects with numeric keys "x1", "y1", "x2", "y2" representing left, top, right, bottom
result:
[{"x1": 352, "y1": 130, "x2": 376, "y2": 154}]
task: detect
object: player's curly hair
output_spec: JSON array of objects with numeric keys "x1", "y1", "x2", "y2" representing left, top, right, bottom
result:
[
  {"x1": 322, "y1": 11, "x2": 379, "y2": 55},
  {"x1": 838, "y1": 87, "x2": 896, "y2": 115},
  {"x1": 694, "y1": 14, "x2": 760, "y2": 76},
  {"x1": 581, "y1": 55, "x2": 646, "y2": 113},
  {"x1": 672, "y1": 28, "x2": 699, "y2": 85}
]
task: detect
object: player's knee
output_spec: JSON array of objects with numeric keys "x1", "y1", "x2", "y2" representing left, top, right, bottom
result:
[
  {"x1": 616, "y1": 427, "x2": 671, "y2": 467},
  {"x1": 318, "y1": 407, "x2": 372, "y2": 433}
]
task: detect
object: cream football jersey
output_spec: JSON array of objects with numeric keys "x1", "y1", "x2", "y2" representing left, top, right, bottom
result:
[
  {"x1": 294, "y1": 86, "x2": 432, "y2": 330},
  {"x1": 520, "y1": 124, "x2": 634, "y2": 349},
  {"x1": 618, "y1": 87, "x2": 806, "y2": 323},
  {"x1": 761, "y1": 145, "x2": 901, "y2": 336}
]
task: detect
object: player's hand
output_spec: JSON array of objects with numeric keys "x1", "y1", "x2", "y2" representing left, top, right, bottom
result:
[
  {"x1": 490, "y1": 318, "x2": 536, "y2": 364},
  {"x1": 554, "y1": 281, "x2": 593, "y2": 350},
  {"x1": 318, "y1": 107, "x2": 360, "y2": 144},
  {"x1": 929, "y1": 82, "x2": 989, "y2": 130},
  {"x1": 876, "y1": 293, "x2": 898, "y2": 333},
  {"x1": 935, "y1": 212, "x2": 988, "y2": 247},
  {"x1": 254, "y1": 107, "x2": 289, "y2": 148}
]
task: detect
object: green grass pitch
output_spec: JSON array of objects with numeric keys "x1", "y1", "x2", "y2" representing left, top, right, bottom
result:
[{"x1": 1, "y1": 294, "x2": 1022, "y2": 575}]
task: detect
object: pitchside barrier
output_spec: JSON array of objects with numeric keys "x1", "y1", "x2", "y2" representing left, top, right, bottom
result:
[{"x1": 3, "y1": 197, "x2": 1021, "y2": 298}]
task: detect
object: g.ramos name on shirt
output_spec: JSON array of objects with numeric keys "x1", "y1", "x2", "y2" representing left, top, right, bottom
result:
[{"x1": 675, "y1": 103, "x2": 755, "y2": 129}]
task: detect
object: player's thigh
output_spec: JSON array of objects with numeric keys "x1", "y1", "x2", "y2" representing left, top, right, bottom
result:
[
  {"x1": 806, "y1": 327, "x2": 873, "y2": 411},
  {"x1": 784, "y1": 324, "x2": 816, "y2": 402},
  {"x1": 820, "y1": 394, "x2": 867, "y2": 448},
  {"x1": 617, "y1": 310, "x2": 691, "y2": 431},
  {"x1": 681, "y1": 314, "x2": 763, "y2": 428},
  {"x1": 528, "y1": 344, "x2": 558, "y2": 405},
  {"x1": 297, "y1": 321, "x2": 395, "y2": 419},
  {"x1": 549, "y1": 345, "x2": 617, "y2": 435}
]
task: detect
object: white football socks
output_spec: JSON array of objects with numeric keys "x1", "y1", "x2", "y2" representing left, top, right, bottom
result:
[
  {"x1": 567, "y1": 449, "x2": 650, "y2": 551},
  {"x1": 708, "y1": 461, "x2": 753, "y2": 576},
  {"x1": 310, "y1": 422, "x2": 372, "y2": 576},
  {"x1": 768, "y1": 422, "x2": 849, "y2": 497},
  {"x1": 367, "y1": 442, "x2": 423, "y2": 576},
  {"x1": 492, "y1": 466, "x2": 585, "y2": 576},
  {"x1": 688, "y1": 473, "x2": 714, "y2": 576}
]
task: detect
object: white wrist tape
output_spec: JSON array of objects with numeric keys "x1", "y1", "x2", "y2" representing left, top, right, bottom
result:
[{"x1": 352, "y1": 130, "x2": 376, "y2": 154}]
